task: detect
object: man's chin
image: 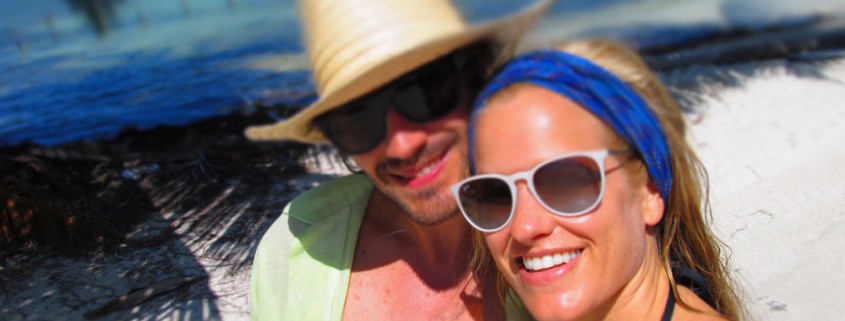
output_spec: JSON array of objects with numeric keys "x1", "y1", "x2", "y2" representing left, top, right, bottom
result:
[
  {"x1": 405, "y1": 208, "x2": 459, "y2": 226},
  {"x1": 389, "y1": 188, "x2": 460, "y2": 226}
]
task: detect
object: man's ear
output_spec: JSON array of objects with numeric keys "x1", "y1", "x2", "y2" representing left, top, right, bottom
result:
[{"x1": 642, "y1": 179, "x2": 665, "y2": 227}]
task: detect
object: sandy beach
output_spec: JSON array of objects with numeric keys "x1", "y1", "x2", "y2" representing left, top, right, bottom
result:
[
  {"x1": 688, "y1": 58, "x2": 845, "y2": 320},
  {"x1": 2, "y1": 1, "x2": 845, "y2": 320}
]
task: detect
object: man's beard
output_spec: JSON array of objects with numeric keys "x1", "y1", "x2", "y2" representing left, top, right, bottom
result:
[
  {"x1": 383, "y1": 185, "x2": 460, "y2": 226},
  {"x1": 371, "y1": 145, "x2": 468, "y2": 226}
]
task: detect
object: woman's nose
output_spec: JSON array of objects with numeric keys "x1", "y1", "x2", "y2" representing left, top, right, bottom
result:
[{"x1": 508, "y1": 183, "x2": 555, "y2": 244}]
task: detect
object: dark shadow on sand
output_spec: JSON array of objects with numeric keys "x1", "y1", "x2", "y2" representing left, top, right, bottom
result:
[{"x1": 0, "y1": 154, "x2": 223, "y2": 321}]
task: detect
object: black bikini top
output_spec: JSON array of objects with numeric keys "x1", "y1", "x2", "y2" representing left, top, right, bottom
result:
[{"x1": 661, "y1": 266, "x2": 717, "y2": 321}]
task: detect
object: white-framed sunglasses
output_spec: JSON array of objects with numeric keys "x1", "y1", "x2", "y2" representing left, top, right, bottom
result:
[{"x1": 451, "y1": 149, "x2": 631, "y2": 232}]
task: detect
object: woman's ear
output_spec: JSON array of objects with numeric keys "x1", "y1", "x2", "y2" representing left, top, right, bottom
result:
[{"x1": 641, "y1": 179, "x2": 665, "y2": 227}]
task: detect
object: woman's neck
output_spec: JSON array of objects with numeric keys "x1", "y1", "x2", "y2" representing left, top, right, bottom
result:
[{"x1": 600, "y1": 239, "x2": 673, "y2": 321}]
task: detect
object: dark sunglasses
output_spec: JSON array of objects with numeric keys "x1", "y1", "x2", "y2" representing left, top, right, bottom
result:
[
  {"x1": 315, "y1": 49, "x2": 480, "y2": 154},
  {"x1": 451, "y1": 150, "x2": 631, "y2": 232}
]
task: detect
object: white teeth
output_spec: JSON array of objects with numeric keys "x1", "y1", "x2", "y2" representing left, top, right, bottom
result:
[
  {"x1": 414, "y1": 162, "x2": 438, "y2": 178},
  {"x1": 522, "y1": 250, "x2": 582, "y2": 271},
  {"x1": 542, "y1": 256, "x2": 553, "y2": 268},
  {"x1": 553, "y1": 253, "x2": 564, "y2": 265}
]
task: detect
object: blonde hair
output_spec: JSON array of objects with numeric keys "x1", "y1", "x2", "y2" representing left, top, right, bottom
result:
[{"x1": 470, "y1": 39, "x2": 746, "y2": 320}]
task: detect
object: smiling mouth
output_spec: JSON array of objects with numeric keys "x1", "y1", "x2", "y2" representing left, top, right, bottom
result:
[
  {"x1": 519, "y1": 249, "x2": 583, "y2": 272},
  {"x1": 391, "y1": 155, "x2": 444, "y2": 180}
]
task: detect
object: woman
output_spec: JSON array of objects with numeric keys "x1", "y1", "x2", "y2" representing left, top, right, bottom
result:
[{"x1": 452, "y1": 40, "x2": 745, "y2": 320}]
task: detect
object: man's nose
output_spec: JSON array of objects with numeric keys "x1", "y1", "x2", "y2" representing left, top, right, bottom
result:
[{"x1": 382, "y1": 109, "x2": 428, "y2": 160}]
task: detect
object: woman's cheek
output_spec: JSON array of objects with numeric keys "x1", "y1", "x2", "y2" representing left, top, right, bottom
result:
[{"x1": 485, "y1": 231, "x2": 512, "y2": 268}]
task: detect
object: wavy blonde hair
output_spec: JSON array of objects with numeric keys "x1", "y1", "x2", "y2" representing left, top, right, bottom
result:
[{"x1": 469, "y1": 39, "x2": 746, "y2": 320}]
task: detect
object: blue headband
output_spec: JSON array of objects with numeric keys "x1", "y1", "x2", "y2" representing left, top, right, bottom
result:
[{"x1": 471, "y1": 49, "x2": 673, "y2": 201}]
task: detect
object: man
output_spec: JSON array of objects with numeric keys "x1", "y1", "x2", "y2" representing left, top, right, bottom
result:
[{"x1": 246, "y1": 0, "x2": 551, "y2": 319}]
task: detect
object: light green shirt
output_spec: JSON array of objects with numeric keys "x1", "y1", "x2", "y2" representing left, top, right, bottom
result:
[{"x1": 250, "y1": 174, "x2": 372, "y2": 321}]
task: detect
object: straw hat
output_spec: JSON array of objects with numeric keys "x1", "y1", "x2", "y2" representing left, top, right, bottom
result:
[{"x1": 246, "y1": 0, "x2": 553, "y2": 143}]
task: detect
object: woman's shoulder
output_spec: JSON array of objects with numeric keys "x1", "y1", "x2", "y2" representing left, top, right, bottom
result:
[{"x1": 673, "y1": 286, "x2": 732, "y2": 321}]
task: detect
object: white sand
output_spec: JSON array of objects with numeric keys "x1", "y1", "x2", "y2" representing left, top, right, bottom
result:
[{"x1": 687, "y1": 58, "x2": 845, "y2": 320}]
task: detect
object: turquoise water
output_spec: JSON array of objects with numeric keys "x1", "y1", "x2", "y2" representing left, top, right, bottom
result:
[
  {"x1": 1, "y1": 0, "x2": 842, "y2": 147},
  {"x1": 1, "y1": 0, "x2": 312, "y2": 147}
]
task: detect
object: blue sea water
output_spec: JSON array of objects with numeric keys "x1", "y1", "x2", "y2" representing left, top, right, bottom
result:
[
  {"x1": 0, "y1": 0, "x2": 313, "y2": 147},
  {"x1": 1, "y1": 0, "x2": 842, "y2": 147}
]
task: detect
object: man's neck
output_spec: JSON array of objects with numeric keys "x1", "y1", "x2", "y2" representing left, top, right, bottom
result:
[
  {"x1": 341, "y1": 189, "x2": 502, "y2": 321},
  {"x1": 365, "y1": 188, "x2": 473, "y2": 265}
]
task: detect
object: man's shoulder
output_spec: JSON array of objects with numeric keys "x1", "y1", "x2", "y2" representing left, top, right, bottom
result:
[
  {"x1": 285, "y1": 173, "x2": 373, "y2": 224},
  {"x1": 251, "y1": 174, "x2": 371, "y2": 321}
]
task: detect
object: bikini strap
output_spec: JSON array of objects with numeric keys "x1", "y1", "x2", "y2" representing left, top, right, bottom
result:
[{"x1": 661, "y1": 289, "x2": 676, "y2": 321}]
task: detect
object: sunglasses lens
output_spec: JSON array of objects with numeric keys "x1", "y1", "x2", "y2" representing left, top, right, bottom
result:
[
  {"x1": 320, "y1": 100, "x2": 387, "y2": 154},
  {"x1": 393, "y1": 63, "x2": 461, "y2": 122},
  {"x1": 457, "y1": 178, "x2": 513, "y2": 231},
  {"x1": 319, "y1": 52, "x2": 469, "y2": 154},
  {"x1": 534, "y1": 156, "x2": 603, "y2": 214}
]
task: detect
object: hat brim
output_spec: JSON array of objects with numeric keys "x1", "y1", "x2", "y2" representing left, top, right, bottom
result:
[{"x1": 246, "y1": 0, "x2": 553, "y2": 143}]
